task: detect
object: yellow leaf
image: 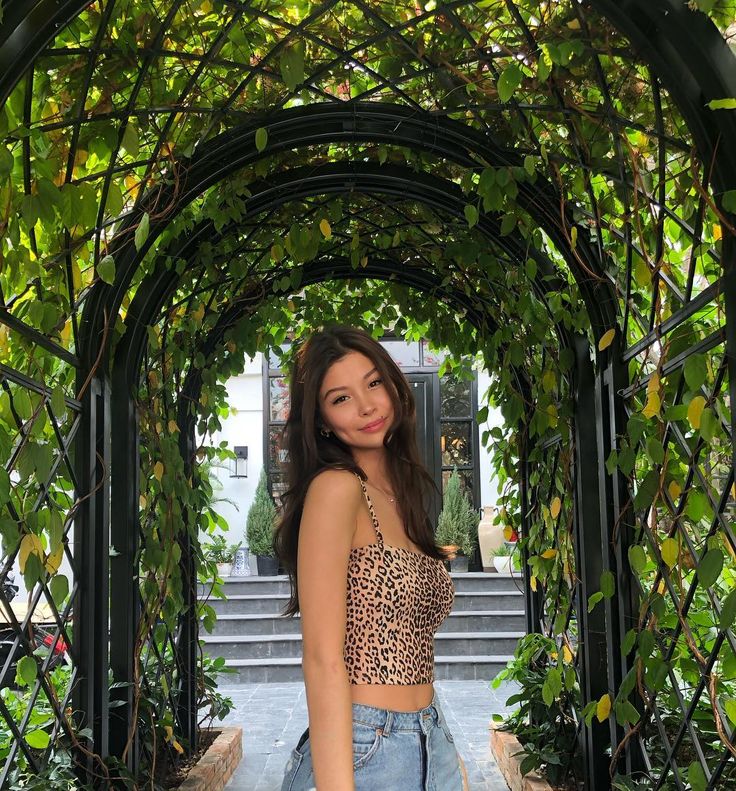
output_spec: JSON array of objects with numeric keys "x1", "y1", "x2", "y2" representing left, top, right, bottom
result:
[
  {"x1": 713, "y1": 224, "x2": 722, "y2": 241},
  {"x1": 503, "y1": 526, "x2": 514, "y2": 541},
  {"x1": 541, "y1": 549, "x2": 558, "y2": 559},
  {"x1": 192, "y1": 304, "x2": 205, "y2": 324},
  {"x1": 687, "y1": 396, "x2": 706, "y2": 430},
  {"x1": 661, "y1": 537, "x2": 679, "y2": 569},
  {"x1": 570, "y1": 226, "x2": 578, "y2": 249},
  {"x1": 71, "y1": 261, "x2": 82, "y2": 291},
  {"x1": 668, "y1": 480, "x2": 681, "y2": 502},
  {"x1": 542, "y1": 369, "x2": 556, "y2": 393},
  {"x1": 171, "y1": 737, "x2": 184, "y2": 754},
  {"x1": 148, "y1": 370, "x2": 159, "y2": 388},
  {"x1": 657, "y1": 579, "x2": 666, "y2": 594},
  {"x1": 19, "y1": 534, "x2": 44, "y2": 573},
  {"x1": 139, "y1": 494, "x2": 147, "y2": 509},
  {"x1": 45, "y1": 545, "x2": 64, "y2": 574},
  {"x1": 550, "y1": 497, "x2": 561, "y2": 519},
  {"x1": 563, "y1": 645, "x2": 573, "y2": 663},
  {"x1": 168, "y1": 420, "x2": 178, "y2": 433},
  {"x1": 154, "y1": 461, "x2": 164, "y2": 482},
  {"x1": 530, "y1": 575, "x2": 538, "y2": 592},
  {"x1": 567, "y1": 18, "x2": 581, "y2": 29},
  {"x1": 598, "y1": 328, "x2": 615, "y2": 351},
  {"x1": 319, "y1": 218, "x2": 332, "y2": 238},
  {"x1": 550, "y1": 651, "x2": 558, "y2": 660},
  {"x1": 596, "y1": 693, "x2": 612, "y2": 723},
  {"x1": 642, "y1": 391, "x2": 660, "y2": 419},
  {"x1": 647, "y1": 372, "x2": 660, "y2": 394}
]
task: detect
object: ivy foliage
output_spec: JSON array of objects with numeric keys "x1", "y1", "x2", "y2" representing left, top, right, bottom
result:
[{"x1": 0, "y1": 0, "x2": 735, "y2": 787}]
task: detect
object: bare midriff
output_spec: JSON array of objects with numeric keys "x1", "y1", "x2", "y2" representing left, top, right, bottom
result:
[{"x1": 350, "y1": 683, "x2": 434, "y2": 712}]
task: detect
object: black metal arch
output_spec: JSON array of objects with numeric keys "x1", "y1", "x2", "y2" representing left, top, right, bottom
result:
[{"x1": 79, "y1": 102, "x2": 618, "y2": 373}]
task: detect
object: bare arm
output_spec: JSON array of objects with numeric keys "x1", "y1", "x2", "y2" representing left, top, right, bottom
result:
[{"x1": 298, "y1": 469, "x2": 360, "y2": 791}]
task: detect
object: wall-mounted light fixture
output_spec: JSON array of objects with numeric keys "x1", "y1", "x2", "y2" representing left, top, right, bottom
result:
[{"x1": 230, "y1": 446, "x2": 248, "y2": 478}]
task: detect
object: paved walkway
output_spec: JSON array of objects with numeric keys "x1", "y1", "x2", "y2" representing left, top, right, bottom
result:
[{"x1": 220, "y1": 680, "x2": 518, "y2": 790}]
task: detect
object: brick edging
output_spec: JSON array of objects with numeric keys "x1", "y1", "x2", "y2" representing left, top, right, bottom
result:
[
  {"x1": 490, "y1": 725, "x2": 554, "y2": 791},
  {"x1": 177, "y1": 726, "x2": 243, "y2": 791}
]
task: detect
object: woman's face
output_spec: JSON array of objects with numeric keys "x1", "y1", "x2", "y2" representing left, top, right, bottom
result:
[{"x1": 318, "y1": 350, "x2": 395, "y2": 448}]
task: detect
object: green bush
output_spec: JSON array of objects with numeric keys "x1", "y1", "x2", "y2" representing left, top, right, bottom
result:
[
  {"x1": 435, "y1": 467, "x2": 479, "y2": 557},
  {"x1": 246, "y1": 468, "x2": 277, "y2": 557}
]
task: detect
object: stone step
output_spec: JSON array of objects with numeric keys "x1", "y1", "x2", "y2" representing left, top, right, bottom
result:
[
  {"x1": 199, "y1": 572, "x2": 523, "y2": 597},
  {"x1": 203, "y1": 609, "x2": 527, "y2": 636},
  {"x1": 216, "y1": 655, "x2": 514, "y2": 684},
  {"x1": 202, "y1": 631, "x2": 524, "y2": 660},
  {"x1": 206, "y1": 590, "x2": 523, "y2": 616}
]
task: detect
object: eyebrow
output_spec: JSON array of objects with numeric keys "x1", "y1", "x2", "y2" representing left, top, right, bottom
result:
[{"x1": 323, "y1": 367, "x2": 379, "y2": 401}]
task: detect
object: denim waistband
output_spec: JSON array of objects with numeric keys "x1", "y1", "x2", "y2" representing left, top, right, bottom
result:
[{"x1": 350, "y1": 689, "x2": 444, "y2": 734}]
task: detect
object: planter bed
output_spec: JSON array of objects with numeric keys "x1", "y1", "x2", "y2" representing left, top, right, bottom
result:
[
  {"x1": 490, "y1": 725, "x2": 554, "y2": 791},
  {"x1": 174, "y1": 726, "x2": 242, "y2": 791}
]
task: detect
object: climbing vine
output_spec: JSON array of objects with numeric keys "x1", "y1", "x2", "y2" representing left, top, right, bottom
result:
[{"x1": 0, "y1": 0, "x2": 735, "y2": 788}]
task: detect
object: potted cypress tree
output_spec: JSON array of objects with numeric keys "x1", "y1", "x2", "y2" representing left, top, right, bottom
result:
[
  {"x1": 436, "y1": 468, "x2": 479, "y2": 572},
  {"x1": 246, "y1": 468, "x2": 279, "y2": 576}
]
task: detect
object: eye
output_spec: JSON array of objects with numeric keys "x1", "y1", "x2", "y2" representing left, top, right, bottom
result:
[{"x1": 332, "y1": 378, "x2": 383, "y2": 405}]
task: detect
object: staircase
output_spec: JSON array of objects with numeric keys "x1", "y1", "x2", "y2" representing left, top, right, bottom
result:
[{"x1": 200, "y1": 572, "x2": 525, "y2": 683}]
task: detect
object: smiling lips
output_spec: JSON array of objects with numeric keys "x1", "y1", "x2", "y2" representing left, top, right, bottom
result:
[{"x1": 360, "y1": 417, "x2": 385, "y2": 432}]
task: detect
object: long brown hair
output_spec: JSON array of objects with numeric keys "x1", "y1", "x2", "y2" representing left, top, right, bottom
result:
[{"x1": 273, "y1": 325, "x2": 449, "y2": 617}]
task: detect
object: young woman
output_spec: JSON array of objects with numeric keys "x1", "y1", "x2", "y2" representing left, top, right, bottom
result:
[{"x1": 274, "y1": 326, "x2": 468, "y2": 791}]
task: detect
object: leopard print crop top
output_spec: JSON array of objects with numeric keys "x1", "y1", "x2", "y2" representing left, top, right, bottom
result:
[{"x1": 343, "y1": 472, "x2": 455, "y2": 685}]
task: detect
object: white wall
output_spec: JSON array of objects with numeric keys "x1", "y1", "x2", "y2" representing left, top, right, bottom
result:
[{"x1": 202, "y1": 352, "x2": 265, "y2": 552}]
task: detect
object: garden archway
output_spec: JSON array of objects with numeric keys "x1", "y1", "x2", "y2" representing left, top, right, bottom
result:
[{"x1": 0, "y1": 2, "x2": 735, "y2": 789}]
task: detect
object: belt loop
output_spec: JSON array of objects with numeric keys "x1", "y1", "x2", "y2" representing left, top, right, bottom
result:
[{"x1": 383, "y1": 710, "x2": 393, "y2": 737}]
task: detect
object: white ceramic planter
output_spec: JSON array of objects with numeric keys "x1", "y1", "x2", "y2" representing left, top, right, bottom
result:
[
  {"x1": 493, "y1": 555, "x2": 512, "y2": 574},
  {"x1": 216, "y1": 562, "x2": 232, "y2": 578}
]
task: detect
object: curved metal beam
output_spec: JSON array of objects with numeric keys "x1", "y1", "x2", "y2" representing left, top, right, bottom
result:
[{"x1": 80, "y1": 106, "x2": 611, "y2": 369}]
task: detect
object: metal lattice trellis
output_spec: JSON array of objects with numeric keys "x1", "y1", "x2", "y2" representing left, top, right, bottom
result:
[{"x1": 0, "y1": 1, "x2": 734, "y2": 788}]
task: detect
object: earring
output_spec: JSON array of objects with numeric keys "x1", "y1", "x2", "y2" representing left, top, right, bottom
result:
[{"x1": 320, "y1": 427, "x2": 332, "y2": 437}]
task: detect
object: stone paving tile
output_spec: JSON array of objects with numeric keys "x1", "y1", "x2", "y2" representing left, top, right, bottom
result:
[{"x1": 220, "y1": 680, "x2": 519, "y2": 790}]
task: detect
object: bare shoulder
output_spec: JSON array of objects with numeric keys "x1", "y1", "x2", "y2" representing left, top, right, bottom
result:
[{"x1": 305, "y1": 468, "x2": 361, "y2": 503}]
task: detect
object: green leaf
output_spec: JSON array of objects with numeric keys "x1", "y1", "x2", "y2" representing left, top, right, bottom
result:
[
  {"x1": 724, "y1": 698, "x2": 736, "y2": 727},
  {"x1": 50, "y1": 385, "x2": 66, "y2": 417},
  {"x1": 646, "y1": 436, "x2": 664, "y2": 465},
  {"x1": 255, "y1": 127, "x2": 268, "y2": 153},
  {"x1": 628, "y1": 544, "x2": 647, "y2": 574},
  {"x1": 0, "y1": 467, "x2": 10, "y2": 506},
  {"x1": 633, "y1": 469, "x2": 659, "y2": 511},
  {"x1": 134, "y1": 212, "x2": 150, "y2": 252},
  {"x1": 684, "y1": 353, "x2": 708, "y2": 390},
  {"x1": 280, "y1": 42, "x2": 305, "y2": 92},
  {"x1": 697, "y1": 548, "x2": 723, "y2": 587},
  {"x1": 464, "y1": 204, "x2": 478, "y2": 228},
  {"x1": 25, "y1": 729, "x2": 50, "y2": 749},
  {"x1": 497, "y1": 63, "x2": 523, "y2": 103},
  {"x1": 707, "y1": 98, "x2": 736, "y2": 110},
  {"x1": 687, "y1": 761, "x2": 707, "y2": 791},
  {"x1": 723, "y1": 190, "x2": 736, "y2": 214},
  {"x1": 721, "y1": 589, "x2": 736, "y2": 631},
  {"x1": 16, "y1": 655, "x2": 37, "y2": 687},
  {"x1": 615, "y1": 700, "x2": 640, "y2": 726},
  {"x1": 121, "y1": 120, "x2": 139, "y2": 158},
  {"x1": 622, "y1": 629, "x2": 637, "y2": 656},
  {"x1": 49, "y1": 574, "x2": 69, "y2": 608},
  {"x1": 600, "y1": 570, "x2": 615, "y2": 599},
  {"x1": 587, "y1": 591, "x2": 603, "y2": 613},
  {"x1": 0, "y1": 146, "x2": 13, "y2": 179},
  {"x1": 97, "y1": 254, "x2": 116, "y2": 285}
]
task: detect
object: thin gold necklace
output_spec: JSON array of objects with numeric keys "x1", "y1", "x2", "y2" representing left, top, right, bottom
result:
[{"x1": 366, "y1": 480, "x2": 397, "y2": 503}]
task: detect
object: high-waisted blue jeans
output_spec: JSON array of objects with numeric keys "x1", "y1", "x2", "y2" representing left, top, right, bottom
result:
[{"x1": 280, "y1": 689, "x2": 464, "y2": 790}]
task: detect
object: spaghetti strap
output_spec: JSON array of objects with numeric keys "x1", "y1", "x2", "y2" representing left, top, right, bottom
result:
[{"x1": 353, "y1": 472, "x2": 385, "y2": 550}]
